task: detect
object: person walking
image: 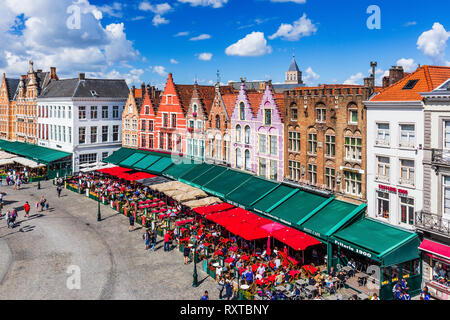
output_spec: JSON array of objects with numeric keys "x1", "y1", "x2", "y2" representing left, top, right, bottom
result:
[
  {"x1": 57, "y1": 185, "x2": 62, "y2": 198},
  {"x1": 129, "y1": 213, "x2": 135, "y2": 232},
  {"x1": 23, "y1": 201, "x2": 31, "y2": 218},
  {"x1": 164, "y1": 230, "x2": 171, "y2": 252},
  {"x1": 40, "y1": 196, "x2": 45, "y2": 212},
  {"x1": 200, "y1": 290, "x2": 209, "y2": 300},
  {"x1": 183, "y1": 245, "x2": 191, "y2": 264},
  {"x1": 44, "y1": 200, "x2": 49, "y2": 211},
  {"x1": 35, "y1": 200, "x2": 40, "y2": 213},
  {"x1": 144, "y1": 229, "x2": 151, "y2": 250}
]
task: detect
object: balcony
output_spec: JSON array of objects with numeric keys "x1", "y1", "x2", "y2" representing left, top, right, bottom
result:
[
  {"x1": 432, "y1": 149, "x2": 450, "y2": 167},
  {"x1": 415, "y1": 211, "x2": 450, "y2": 237}
]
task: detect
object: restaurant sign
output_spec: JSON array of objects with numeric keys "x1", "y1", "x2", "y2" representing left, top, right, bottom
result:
[
  {"x1": 332, "y1": 238, "x2": 380, "y2": 262},
  {"x1": 378, "y1": 184, "x2": 408, "y2": 196},
  {"x1": 302, "y1": 227, "x2": 323, "y2": 240}
]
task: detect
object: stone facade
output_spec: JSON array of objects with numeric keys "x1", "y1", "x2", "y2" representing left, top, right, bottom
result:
[{"x1": 122, "y1": 85, "x2": 143, "y2": 149}]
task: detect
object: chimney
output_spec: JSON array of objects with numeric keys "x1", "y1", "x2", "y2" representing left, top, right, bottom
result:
[
  {"x1": 364, "y1": 77, "x2": 374, "y2": 88},
  {"x1": 141, "y1": 82, "x2": 146, "y2": 96},
  {"x1": 50, "y1": 67, "x2": 57, "y2": 80},
  {"x1": 382, "y1": 76, "x2": 390, "y2": 88},
  {"x1": 79, "y1": 73, "x2": 85, "y2": 80},
  {"x1": 37, "y1": 69, "x2": 42, "y2": 73},
  {"x1": 131, "y1": 85, "x2": 136, "y2": 97},
  {"x1": 388, "y1": 66, "x2": 404, "y2": 86}
]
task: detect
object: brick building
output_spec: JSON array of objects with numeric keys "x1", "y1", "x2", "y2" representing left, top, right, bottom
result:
[
  {"x1": 284, "y1": 83, "x2": 376, "y2": 203},
  {"x1": 0, "y1": 74, "x2": 19, "y2": 140},
  {"x1": 122, "y1": 85, "x2": 143, "y2": 149},
  {"x1": 138, "y1": 84, "x2": 161, "y2": 151}
]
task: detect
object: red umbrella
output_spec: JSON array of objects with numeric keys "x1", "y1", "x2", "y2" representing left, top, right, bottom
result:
[{"x1": 266, "y1": 236, "x2": 271, "y2": 256}]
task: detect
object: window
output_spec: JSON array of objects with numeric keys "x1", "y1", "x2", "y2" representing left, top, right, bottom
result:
[
  {"x1": 325, "y1": 135, "x2": 335, "y2": 157},
  {"x1": 290, "y1": 105, "x2": 298, "y2": 121},
  {"x1": 316, "y1": 107, "x2": 326, "y2": 123},
  {"x1": 189, "y1": 120, "x2": 194, "y2": 129},
  {"x1": 132, "y1": 120, "x2": 137, "y2": 131},
  {"x1": 131, "y1": 135, "x2": 137, "y2": 146},
  {"x1": 124, "y1": 119, "x2": 130, "y2": 130},
  {"x1": 113, "y1": 106, "x2": 119, "y2": 119},
  {"x1": 163, "y1": 113, "x2": 169, "y2": 128},
  {"x1": 79, "y1": 127, "x2": 86, "y2": 144},
  {"x1": 308, "y1": 164, "x2": 317, "y2": 184},
  {"x1": 112, "y1": 125, "x2": 119, "y2": 141},
  {"x1": 79, "y1": 153, "x2": 97, "y2": 165},
  {"x1": 68, "y1": 106, "x2": 71, "y2": 119},
  {"x1": 145, "y1": 106, "x2": 150, "y2": 115},
  {"x1": 349, "y1": 109, "x2": 358, "y2": 124},
  {"x1": 400, "y1": 159, "x2": 415, "y2": 186},
  {"x1": 197, "y1": 121, "x2": 203, "y2": 129},
  {"x1": 62, "y1": 106, "x2": 65, "y2": 118},
  {"x1": 141, "y1": 120, "x2": 146, "y2": 131},
  {"x1": 344, "y1": 171, "x2": 362, "y2": 196},
  {"x1": 345, "y1": 137, "x2": 362, "y2": 161},
  {"x1": 216, "y1": 115, "x2": 221, "y2": 129},
  {"x1": 90, "y1": 106, "x2": 97, "y2": 119},
  {"x1": 167, "y1": 133, "x2": 172, "y2": 150},
  {"x1": 193, "y1": 104, "x2": 198, "y2": 113},
  {"x1": 244, "y1": 150, "x2": 251, "y2": 171},
  {"x1": 215, "y1": 139, "x2": 221, "y2": 159},
  {"x1": 149, "y1": 134, "x2": 154, "y2": 149},
  {"x1": 377, "y1": 191, "x2": 390, "y2": 219},
  {"x1": 258, "y1": 158, "x2": 267, "y2": 178},
  {"x1": 244, "y1": 126, "x2": 250, "y2": 144},
  {"x1": 443, "y1": 176, "x2": 450, "y2": 218},
  {"x1": 259, "y1": 134, "x2": 267, "y2": 154},
  {"x1": 288, "y1": 131, "x2": 300, "y2": 152},
  {"x1": 377, "y1": 156, "x2": 390, "y2": 182},
  {"x1": 239, "y1": 102, "x2": 245, "y2": 120},
  {"x1": 57, "y1": 106, "x2": 61, "y2": 118},
  {"x1": 102, "y1": 152, "x2": 109, "y2": 160},
  {"x1": 236, "y1": 125, "x2": 241, "y2": 142},
  {"x1": 325, "y1": 167, "x2": 335, "y2": 190},
  {"x1": 186, "y1": 139, "x2": 192, "y2": 156},
  {"x1": 308, "y1": 133, "x2": 317, "y2": 155},
  {"x1": 400, "y1": 197, "x2": 415, "y2": 225},
  {"x1": 264, "y1": 109, "x2": 272, "y2": 125},
  {"x1": 79, "y1": 106, "x2": 86, "y2": 120},
  {"x1": 399, "y1": 124, "x2": 415, "y2": 148},
  {"x1": 69, "y1": 127, "x2": 72, "y2": 143},
  {"x1": 444, "y1": 121, "x2": 450, "y2": 149},
  {"x1": 171, "y1": 113, "x2": 177, "y2": 128},
  {"x1": 124, "y1": 134, "x2": 130, "y2": 145},
  {"x1": 269, "y1": 160, "x2": 277, "y2": 180},
  {"x1": 193, "y1": 139, "x2": 199, "y2": 157},
  {"x1": 141, "y1": 135, "x2": 147, "y2": 148},
  {"x1": 224, "y1": 141, "x2": 230, "y2": 162},
  {"x1": 149, "y1": 120, "x2": 154, "y2": 132},
  {"x1": 62, "y1": 126, "x2": 66, "y2": 142},
  {"x1": 402, "y1": 79, "x2": 419, "y2": 90},
  {"x1": 102, "y1": 106, "x2": 108, "y2": 119},
  {"x1": 90, "y1": 126, "x2": 97, "y2": 143},
  {"x1": 270, "y1": 135, "x2": 277, "y2": 156},
  {"x1": 236, "y1": 148, "x2": 242, "y2": 169},
  {"x1": 102, "y1": 126, "x2": 108, "y2": 142},
  {"x1": 376, "y1": 123, "x2": 390, "y2": 146}
]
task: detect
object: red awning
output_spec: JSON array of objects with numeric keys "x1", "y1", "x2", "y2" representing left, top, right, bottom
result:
[
  {"x1": 97, "y1": 166, "x2": 131, "y2": 175},
  {"x1": 175, "y1": 219, "x2": 195, "y2": 226},
  {"x1": 419, "y1": 239, "x2": 450, "y2": 264},
  {"x1": 96, "y1": 166, "x2": 156, "y2": 181},
  {"x1": 193, "y1": 203, "x2": 235, "y2": 216},
  {"x1": 270, "y1": 227, "x2": 321, "y2": 251}
]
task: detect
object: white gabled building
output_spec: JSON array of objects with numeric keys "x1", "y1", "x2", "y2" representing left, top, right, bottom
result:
[{"x1": 37, "y1": 73, "x2": 128, "y2": 172}]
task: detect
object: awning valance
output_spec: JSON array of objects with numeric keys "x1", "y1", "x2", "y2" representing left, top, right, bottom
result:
[
  {"x1": 419, "y1": 239, "x2": 450, "y2": 264},
  {"x1": 193, "y1": 203, "x2": 235, "y2": 216},
  {"x1": 0, "y1": 139, "x2": 71, "y2": 164}
]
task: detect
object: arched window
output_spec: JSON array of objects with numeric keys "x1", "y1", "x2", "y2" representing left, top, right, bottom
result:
[
  {"x1": 236, "y1": 125, "x2": 241, "y2": 142},
  {"x1": 239, "y1": 102, "x2": 245, "y2": 120},
  {"x1": 245, "y1": 126, "x2": 250, "y2": 144},
  {"x1": 236, "y1": 148, "x2": 242, "y2": 168},
  {"x1": 290, "y1": 103, "x2": 298, "y2": 121},
  {"x1": 244, "y1": 149, "x2": 251, "y2": 171},
  {"x1": 193, "y1": 104, "x2": 198, "y2": 113},
  {"x1": 145, "y1": 106, "x2": 150, "y2": 115},
  {"x1": 215, "y1": 115, "x2": 221, "y2": 129}
]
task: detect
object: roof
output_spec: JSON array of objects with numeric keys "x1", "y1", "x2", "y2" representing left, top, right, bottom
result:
[
  {"x1": 195, "y1": 85, "x2": 216, "y2": 115},
  {"x1": 370, "y1": 65, "x2": 450, "y2": 102},
  {"x1": 39, "y1": 78, "x2": 129, "y2": 99},
  {"x1": 246, "y1": 92, "x2": 264, "y2": 116},
  {"x1": 273, "y1": 92, "x2": 285, "y2": 121},
  {"x1": 222, "y1": 92, "x2": 238, "y2": 118},
  {"x1": 5, "y1": 78, "x2": 20, "y2": 100},
  {"x1": 174, "y1": 84, "x2": 195, "y2": 114},
  {"x1": 0, "y1": 139, "x2": 71, "y2": 164},
  {"x1": 288, "y1": 56, "x2": 300, "y2": 72}
]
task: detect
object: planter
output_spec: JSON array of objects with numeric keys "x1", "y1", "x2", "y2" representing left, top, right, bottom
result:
[
  {"x1": 203, "y1": 259, "x2": 208, "y2": 272},
  {"x1": 179, "y1": 244, "x2": 184, "y2": 253}
]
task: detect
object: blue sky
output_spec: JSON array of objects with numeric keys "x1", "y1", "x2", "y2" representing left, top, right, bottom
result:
[{"x1": 0, "y1": 0, "x2": 449, "y2": 88}]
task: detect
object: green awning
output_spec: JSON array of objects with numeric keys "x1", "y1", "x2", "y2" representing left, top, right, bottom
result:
[
  {"x1": 252, "y1": 185, "x2": 297, "y2": 214},
  {"x1": 226, "y1": 176, "x2": 279, "y2": 209},
  {"x1": 202, "y1": 169, "x2": 253, "y2": 198},
  {"x1": 179, "y1": 163, "x2": 215, "y2": 184},
  {"x1": 189, "y1": 165, "x2": 228, "y2": 187},
  {"x1": 0, "y1": 139, "x2": 71, "y2": 164},
  {"x1": 267, "y1": 190, "x2": 329, "y2": 226},
  {"x1": 331, "y1": 218, "x2": 420, "y2": 266},
  {"x1": 145, "y1": 157, "x2": 174, "y2": 174},
  {"x1": 103, "y1": 148, "x2": 136, "y2": 165},
  {"x1": 299, "y1": 200, "x2": 365, "y2": 240},
  {"x1": 119, "y1": 152, "x2": 147, "y2": 167},
  {"x1": 133, "y1": 154, "x2": 161, "y2": 170},
  {"x1": 162, "y1": 161, "x2": 198, "y2": 180}
]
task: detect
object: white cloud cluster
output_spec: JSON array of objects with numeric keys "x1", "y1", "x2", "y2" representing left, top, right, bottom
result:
[
  {"x1": 225, "y1": 32, "x2": 272, "y2": 57},
  {"x1": 177, "y1": 0, "x2": 228, "y2": 8},
  {"x1": 269, "y1": 13, "x2": 317, "y2": 41},
  {"x1": 170, "y1": 58, "x2": 179, "y2": 64},
  {"x1": 138, "y1": 1, "x2": 172, "y2": 26},
  {"x1": 303, "y1": 67, "x2": 319, "y2": 85},
  {"x1": 198, "y1": 53, "x2": 213, "y2": 61},
  {"x1": 396, "y1": 58, "x2": 418, "y2": 73},
  {"x1": 417, "y1": 22, "x2": 450, "y2": 65},
  {"x1": 0, "y1": 0, "x2": 139, "y2": 79},
  {"x1": 174, "y1": 31, "x2": 189, "y2": 37},
  {"x1": 344, "y1": 72, "x2": 364, "y2": 85},
  {"x1": 270, "y1": 0, "x2": 306, "y2": 3},
  {"x1": 153, "y1": 65, "x2": 168, "y2": 77},
  {"x1": 190, "y1": 34, "x2": 211, "y2": 41}
]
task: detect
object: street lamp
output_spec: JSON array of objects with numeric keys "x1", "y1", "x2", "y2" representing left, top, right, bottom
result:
[
  {"x1": 37, "y1": 180, "x2": 41, "y2": 189},
  {"x1": 192, "y1": 236, "x2": 198, "y2": 287},
  {"x1": 97, "y1": 199, "x2": 101, "y2": 222}
]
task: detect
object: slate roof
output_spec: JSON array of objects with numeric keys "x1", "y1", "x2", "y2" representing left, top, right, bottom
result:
[
  {"x1": 288, "y1": 57, "x2": 300, "y2": 72},
  {"x1": 5, "y1": 78, "x2": 20, "y2": 100},
  {"x1": 196, "y1": 85, "x2": 216, "y2": 115}
]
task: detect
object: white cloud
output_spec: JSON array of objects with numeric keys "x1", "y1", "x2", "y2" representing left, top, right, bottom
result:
[
  {"x1": 170, "y1": 58, "x2": 179, "y2": 64},
  {"x1": 190, "y1": 34, "x2": 211, "y2": 41},
  {"x1": 303, "y1": 67, "x2": 319, "y2": 85},
  {"x1": 153, "y1": 15, "x2": 169, "y2": 26},
  {"x1": 198, "y1": 53, "x2": 213, "y2": 61},
  {"x1": 97, "y1": 2, "x2": 123, "y2": 18},
  {"x1": 269, "y1": 13, "x2": 317, "y2": 41},
  {"x1": 404, "y1": 21, "x2": 417, "y2": 27},
  {"x1": 174, "y1": 31, "x2": 189, "y2": 37},
  {"x1": 270, "y1": 0, "x2": 306, "y2": 3},
  {"x1": 177, "y1": 0, "x2": 228, "y2": 8},
  {"x1": 344, "y1": 72, "x2": 364, "y2": 85},
  {"x1": 139, "y1": 2, "x2": 172, "y2": 15},
  {"x1": 100, "y1": 68, "x2": 145, "y2": 86},
  {"x1": 153, "y1": 65, "x2": 167, "y2": 77},
  {"x1": 396, "y1": 58, "x2": 418, "y2": 73},
  {"x1": 225, "y1": 32, "x2": 272, "y2": 57},
  {"x1": 417, "y1": 22, "x2": 450, "y2": 65}
]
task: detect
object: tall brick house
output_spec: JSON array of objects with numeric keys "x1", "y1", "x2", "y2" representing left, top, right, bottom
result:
[
  {"x1": 284, "y1": 83, "x2": 376, "y2": 203},
  {"x1": 0, "y1": 74, "x2": 19, "y2": 140},
  {"x1": 122, "y1": 85, "x2": 143, "y2": 149},
  {"x1": 185, "y1": 81, "x2": 216, "y2": 160},
  {"x1": 205, "y1": 83, "x2": 237, "y2": 165},
  {"x1": 138, "y1": 84, "x2": 161, "y2": 151}
]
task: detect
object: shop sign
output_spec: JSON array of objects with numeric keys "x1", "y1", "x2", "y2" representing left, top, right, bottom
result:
[
  {"x1": 302, "y1": 227, "x2": 322, "y2": 239},
  {"x1": 378, "y1": 184, "x2": 408, "y2": 196},
  {"x1": 333, "y1": 239, "x2": 377, "y2": 260}
]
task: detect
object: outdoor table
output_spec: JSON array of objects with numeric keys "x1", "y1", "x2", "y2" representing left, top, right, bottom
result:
[
  {"x1": 342, "y1": 266, "x2": 352, "y2": 273},
  {"x1": 295, "y1": 279, "x2": 307, "y2": 287},
  {"x1": 240, "y1": 284, "x2": 250, "y2": 290},
  {"x1": 212, "y1": 262, "x2": 220, "y2": 268},
  {"x1": 356, "y1": 272, "x2": 369, "y2": 286},
  {"x1": 305, "y1": 285, "x2": 318, "y2": 294}
]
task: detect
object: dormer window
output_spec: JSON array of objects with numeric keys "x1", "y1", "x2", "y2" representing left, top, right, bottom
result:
[
  {"x1": 239, "y1": 102, "x2": 245, "y2": 120},
  {"x1": 90, "y1": 90, "x2": 98, "y2": 97}
]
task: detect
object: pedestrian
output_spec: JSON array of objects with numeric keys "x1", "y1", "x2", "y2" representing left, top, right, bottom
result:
[
  {"x1": 144, "y1": 229, "x2": 151, "y2": 250},
  {"x1": 40, "y1": 197, "x2": 46, "y2": 212},
  {"x1": 225, "y1": 277, "x2": 233, "y2": 300},
  {"x1": 420, "y1": 286, "x2": 430, "y2": 300},
  {"x1": 5, "y1": 210, "x2": 10, "y2": 227},
  {"x1": 35, "y1": 200, "x2": 40, "y2": 213},
  {"x1": 0, "y1": 192, "x2": 3, "y2": 205},
  {"x1": 183, "y1": 245, "x2": 191, "y2": 264},
  {"x1": 129, "y1": 213, "x2": 135, "y2": 232},
  {"x1": 57, "y1": 185, "x2": 62, "y2": 198},
  {"x1": 217, "y1": 275, "x2": 225, "y2": 299},
  {"x1": 152, "y1": 228, "x2": 157, "y2": 251},
  {"x1": 45, "y1": 200, "x2": 49, "y2": 211},
  {"x1": 23, "y1": 201, "x2": 31, "y2": 218},
  {"x1": 200, "y1": 290, "x2": 209, "y2": 301}
]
